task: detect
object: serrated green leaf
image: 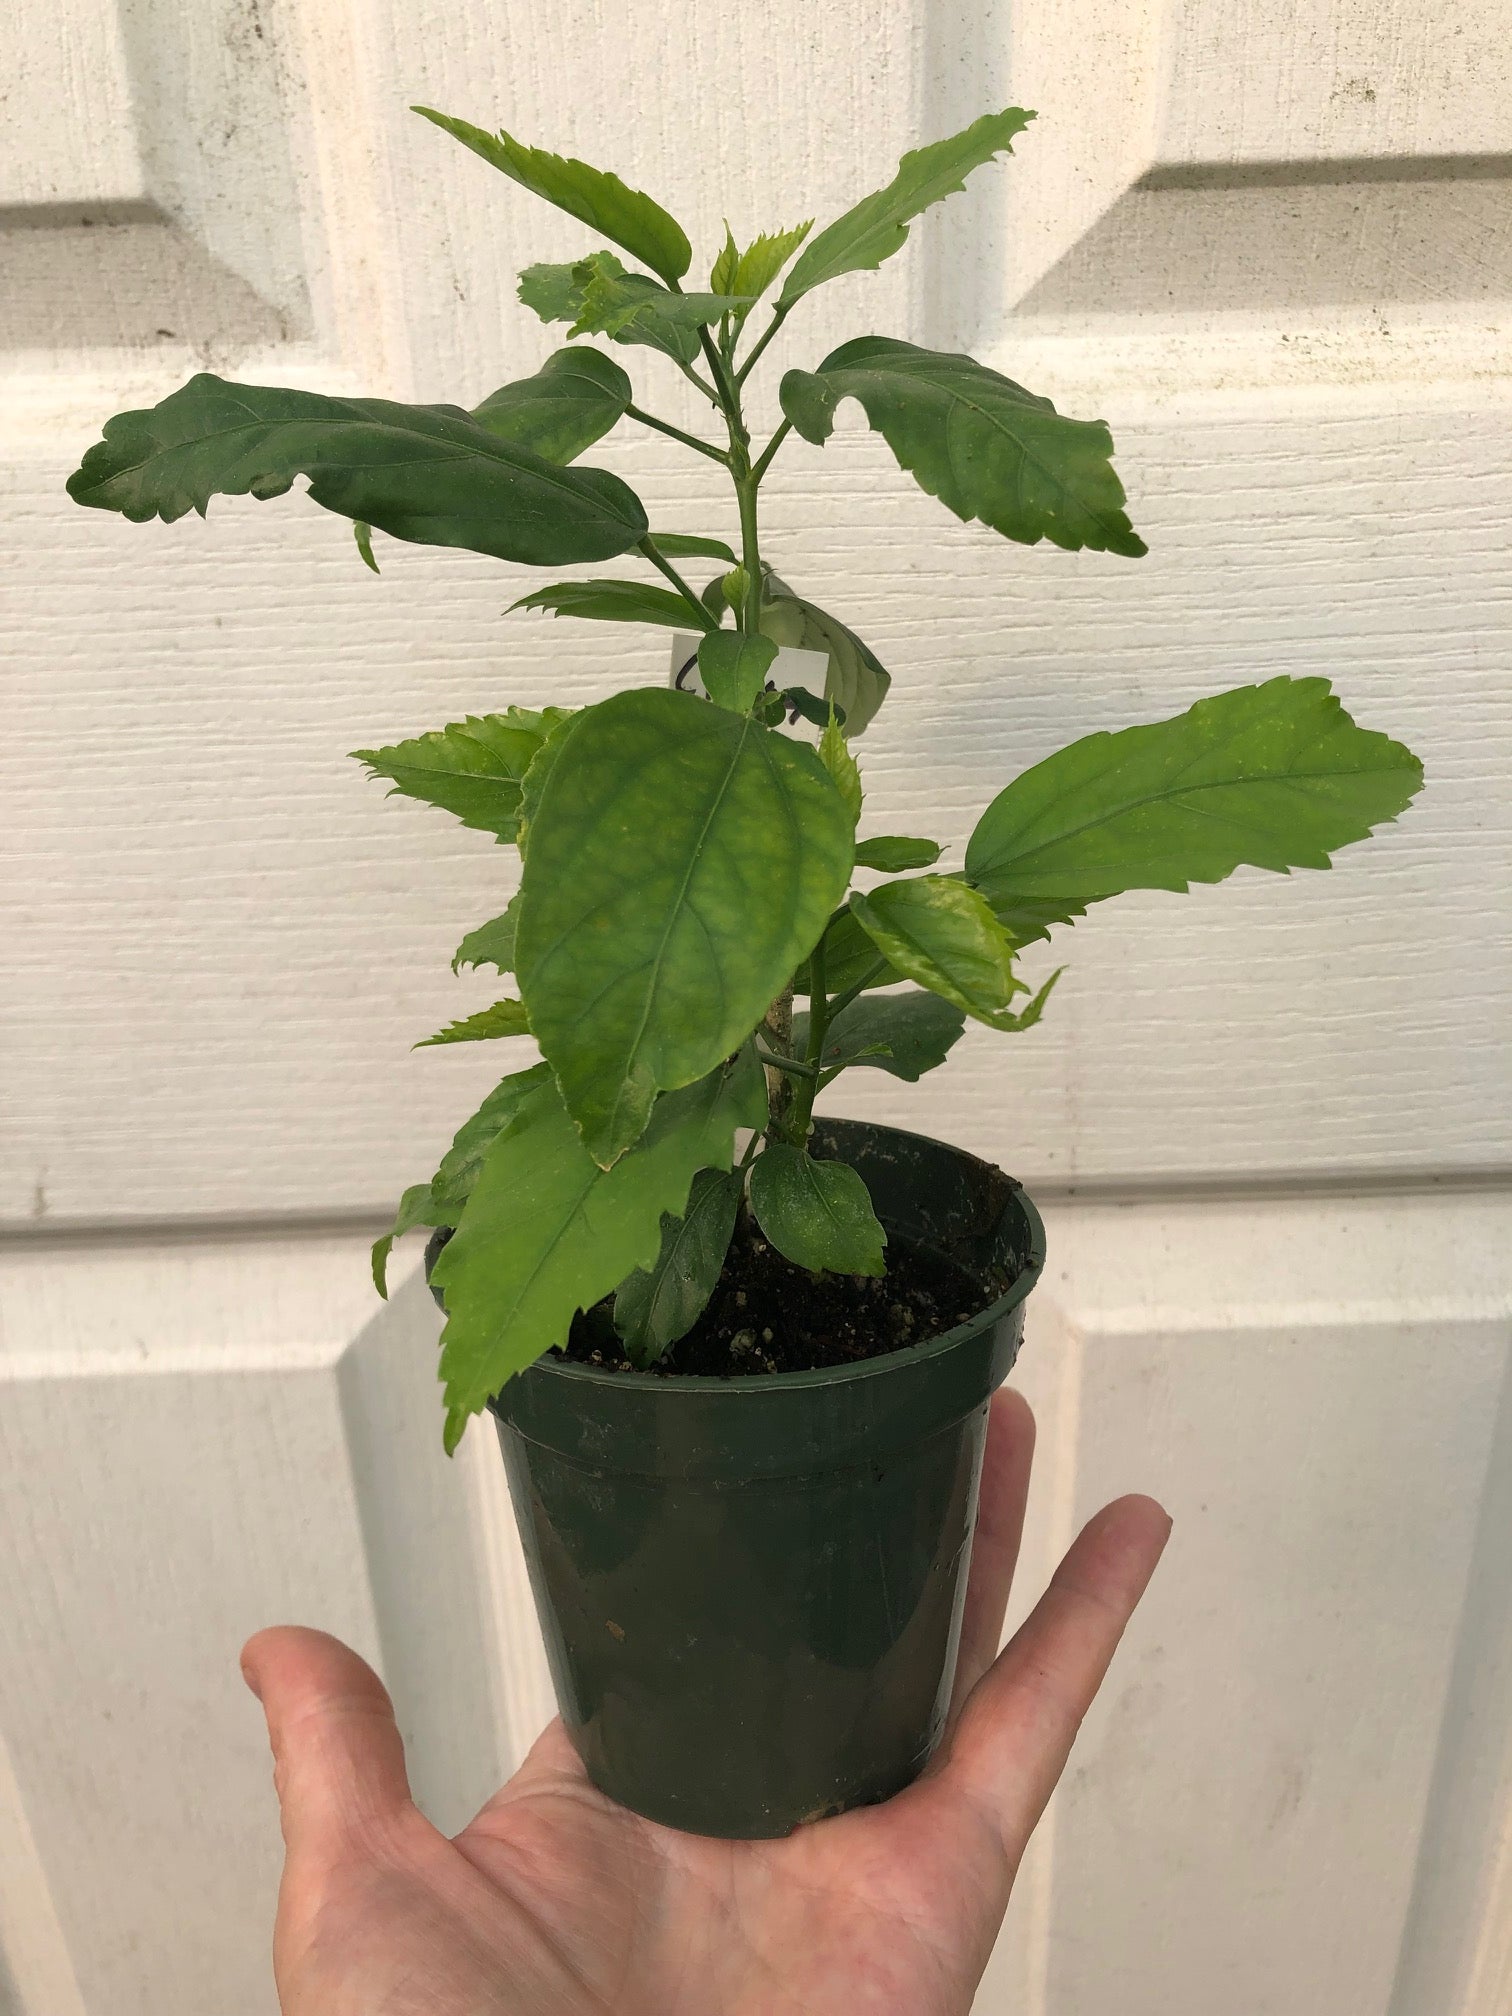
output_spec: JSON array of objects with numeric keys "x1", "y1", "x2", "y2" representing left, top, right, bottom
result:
[
  {"x1": 66, "y1": 375, "x2": 648, "y2": 566},
  {"x1": 432, "y1": 1063, "x2": 553, "y2": 1214},
  {"x1": 778, "y1": 108, "x2": 1034, "y2": 305},
  {"x1": 854, "y1": 834, "x2": 942, "y2": 872},
  {"x1": 519, "y1": 253, "x2": 749, "y2": 365},
  {"x1": 758, "y1": 574, "x2": 891, "y2": 733},
  {"x1": 354, "y1": 709, "x2": 571, "y2": 843},
  {"x1": 416, "y1": 999, "x2": 532, "y2": 1048},
  {"x1": 711, "y1": 220, "x2": 813, "y2": 316},
  {"x1": 516, "y1": 688, "x2": 854, "y2": 1167},
  {"x1": 781, "y1": 338, "x2": 1145, "y2": 558},
  {"x1": 748, "y1": 1145, "x2": 886, "y2": 1276},
  {"x1": 473, "y1": 346, "x2": 631, "y2": 462},
  {"x1": 698, "y1": 632, "x2": 777, "y2": 713},
  {"x1": 982, "y1": 893, "x2": 1087, "y2": 949},
  {"x1": 613, "y1": 1166, "x2": 743, "y2": 1366},
  {"x1": 372, "y1": 1183, "x2": 453, "y2": 1298},
  {"x1": 850, "y1": 876, "x2": 1031, "y2": 1028},
  {"x1": 432, "y1": 1051, "x2": 766, "y2": 1448},
  {"x1": 354, "y1": 520, "x2": 379, "y2": 572},
  {"x1": 452, "y1": 896, "x2": 520, "y2": 975},
  {"x1": 965, "y1": 678, "x2": 1425, "y2": 911},
  {"x1": 651, "y1": 532, "x2": 739, "y2": 564},
  {"x1": 414, "y1": 106, "x2": 692, "y2": 282},
  {"x1": 792, "y1": 988, "x2": 966, "y2": 1082},
  {"x1": 513, "y1": 578, "x2": 704, "y2": 629},
  {"x1": 818, "y1": 712, "x2": 863, "y2": 823}
]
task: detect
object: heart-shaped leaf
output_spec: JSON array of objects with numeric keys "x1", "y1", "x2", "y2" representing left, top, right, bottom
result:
[
  {"x1": 697, "y1": 632, "x2": 778, "y2": 713},
  {"x1": 748, "y1": 1145, "x2": 886, "y2": 1276},
  {"x1": 414, "y1": 107, "x2": 692, "y2": 282},
  {"x1": 67, "y1": 375, "x2": 649, "y2": 565},
  {"x1": 781, "y1": 338, "x2": 1145, "y2": 557},
  {"x1": 516, "y1": 688, "x2": 854, "y2": 1166}
]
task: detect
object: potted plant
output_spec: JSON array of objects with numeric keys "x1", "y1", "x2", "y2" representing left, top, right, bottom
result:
[{"x1": 66, "y1": 103, "x2": 1423, "y2": 1839}]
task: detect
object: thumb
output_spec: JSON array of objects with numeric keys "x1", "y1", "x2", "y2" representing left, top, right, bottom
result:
[{"x1": 241, "y1": 1626, "x2": 415, "y2": 1859}]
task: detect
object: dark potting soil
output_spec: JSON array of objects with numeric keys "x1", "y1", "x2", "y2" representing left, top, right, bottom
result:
[{"x1": 557, "y1": 1215, "x2": 1004, "y2": 1378}]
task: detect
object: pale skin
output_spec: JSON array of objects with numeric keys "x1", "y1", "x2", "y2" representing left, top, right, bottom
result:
[{"x1": 242, "y1": 1391, "x2": 1170, "y2": 2016}]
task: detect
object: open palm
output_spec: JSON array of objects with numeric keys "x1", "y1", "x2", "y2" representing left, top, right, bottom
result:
[{"x1": 242, "y1": 1392, "x2": 1169, "y2": 2016}]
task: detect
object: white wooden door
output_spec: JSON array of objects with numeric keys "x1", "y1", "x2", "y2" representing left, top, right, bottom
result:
[{"x1": 3, "y1": 3, "x2": 1509, "y2": 2012}]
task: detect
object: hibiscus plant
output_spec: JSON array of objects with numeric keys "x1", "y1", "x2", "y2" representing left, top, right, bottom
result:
[{"x1": 66, "y1": 105, "x2": 1424, "y2": 1447}]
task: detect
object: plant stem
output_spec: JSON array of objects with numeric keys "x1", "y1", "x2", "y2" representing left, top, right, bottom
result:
[
  {"x1": 624, "y1": 404, "x2": 729, "y2": 464},
  {"x1": 754, "y1": 1042, "x2": 820, "y2": 1081},
  {"x1": 736, "y1": 304, "x2": 789, "y2": 386},
  {"x1": 638, "y1": 536, "x2": 717, "y2": 628},
  {"x1": 760, "y1": 983, "x2": 795, "y2": 1134},
  {"x1": 750, "y1": 419, "x2": 792, "y2": 487},
  {"x1": 780, "y1": 940, "x2": 831, "y2": 1144}
]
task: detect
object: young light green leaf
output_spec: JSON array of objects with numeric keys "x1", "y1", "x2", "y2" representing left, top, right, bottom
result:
[
  {"x1": 850, "y1": 876, "x2": 1030, "y2": 1028},
  {"x1": 432, "y1": 1051, "x2": 766, "y2": 1449},
  {"x1": 748, "y1": 1146, "x2": 887, "y2": 1276},
  {"x1": 855, "y1": 834, "x2": 942, "y2": 872},
  {"x1": 512, "y1": 579, "x2": 704, "y2": 629},
  {"x1": 413, "y1": 107, "x2": 692, "y2": 282},
  {"x1": 965, "y1": 678, "x2": 1426, "y2": 910},
  {"x1": 354, "y1": 709, "x2": 571, "y2": 843},
  {"x1": 613, "y1": 1166, "x2": 743, "y2": 1366},
  {"x1": 372, "y1": 1183, "x2": 454, "y2": 1298},
  {"x1": 778, "y1": 108, "x2": 1034, "y2": 306},
  {"x1": 818, "y1": 711, "x2": 863, "y2": 823},
  {"x1": 452, "y1": 896, "x2": 520, "y2": 975},
  {"x1": 431, "y1": 1063, "x2": 553, "y2": 1214},
  {"x1": 697, "y1": 632, "x2": 778, "y2": 713},
  {"x1": 781, "y1": 338, "x2": 1145, "y2": 557},
  {"x1": 66, "y1": 375, "x2": 649, "y2": 566},
  {"x1": 473, "y1": 346, "x2": 631, "y2": 462},
  {"x1": 650, "y1": 532, "x2": 740, "y2": 564},
  {"x1": 516, "y1": 687, "x2": 854, "y2": 1167},
  {"x1": 520, "y1": 253, "x2": 749, "y2": 364},
  {"x1": 758, "y1": 574, "x2": 891, "y2": 733},
  {"x1": 710, "y1": 220, "x2": 814, "y2": 316},
  {"x1": 353, "y1": 520, "x2": 379, "y2": 572},
  {"x1": 792, "y1": 988, "x2": 967, "y2": 1082},
  {"x1": 415, "y1": 999, "x2": 532, "y2": 1048}
]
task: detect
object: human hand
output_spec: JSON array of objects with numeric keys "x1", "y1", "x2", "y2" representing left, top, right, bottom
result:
[{"x1": 241, "y1": 1391, "x2": 1170, "y2": 2016}]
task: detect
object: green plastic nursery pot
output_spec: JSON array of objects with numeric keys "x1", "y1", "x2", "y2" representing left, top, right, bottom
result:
[{"x1": 436, "y1": 1116, "x2": 1044, "y2": 1839}]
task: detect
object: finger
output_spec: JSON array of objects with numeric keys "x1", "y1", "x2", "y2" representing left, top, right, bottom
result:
[
  {"x1": 241, "y1": 1626, "x2": 414, "y2": 1858},
  {"x1": 949, "y1": 1389, "x2": 1036, "y2": 1716},
  {"x1": 944, "y1": 1495, "x2": 1171, "y2": 1853}
]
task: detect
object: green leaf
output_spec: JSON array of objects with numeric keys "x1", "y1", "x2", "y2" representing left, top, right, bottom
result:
[
  {"x1": 613, "y1": 1167, "x2": 743, "y2": 1366},
  {"x1": 778, "y1": 108, "x2": 1034, "y2": 306},
  {"x1": 413, "y1": 106, "x2": 692, "y2": 281},
  {"x1": 354, "y1": 520, "x2": 379, "y2": 572},
  {"x1": 66, "y1": 375, "x2": 648, "y2": 566},
  {"x1": 780, "y1": 338, "x2": 1145, "y2": 558},
  {"x1": 516, "y1": 688, "x2": 854, "y2": 1166},
  {"x1": 818, "y1": 711, "x2": 863, "y2": 823},
  {"x1": 416, "y1": 999, "x2": 532, "y2": 1048},
  {"x1": 855, "y1": 834, "x2": 942, "y2": 872},
  {"x1": 372, "y1": 1183, "x2": 453, "y2": 1298},
  {"x1": 698, "y1": 632, "x2": 777, "y2": 713},
  {"x1": 965, "y1": 678, "x2": 1426, "y2": 910},
  {"x1": 982, "y1": 894, "x2": 1087, "y2": 949},
  {"x1": 432, "y1": 1063, "x2": 553, "y2": 1214},
  {"x1": 795, "y1": 903, "x2": 899, "y2": 997},
  {"x1": 850, "y1": 876, "x2": 1031, "y2": 1028},
  {"x1": 512, "y1": 579, "x2": 703, "y2": 629},
  {"x1": 473, "y1": 346, "x2": 631, "y2": 462},
  {"x1": 452, "y1": 896, "x2": 520, "y2": 975},
  {"x1": 651, "y1": 532, "x2": 739, "y2": 564},
  {"x1": 711, "y1": 220, "x2": 813, "y2": 316},
  {"x1": 792, "y1": 988, "x2": 966, "y2": 1082},
  {"x1": 748, "y1": 1146, "x2": 886, "y2": 1277},
  {"x1": 520, "y1": 253, "x2": 748, "y2": 365},
  {"x1": 432, "y1": 1051, "x2": 766, "y2": 1448},
  {"x1": 354, "y1": 709, "x2": 570, "y2": 843},
  {"x1": 758, "y1": 574, "x2": 891, "y2": 733}
]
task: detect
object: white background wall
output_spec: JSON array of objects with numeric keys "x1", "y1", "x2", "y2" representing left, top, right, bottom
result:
[{"x1": 2, "y1": 2, "x2": 1510, "y2": 2011}]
